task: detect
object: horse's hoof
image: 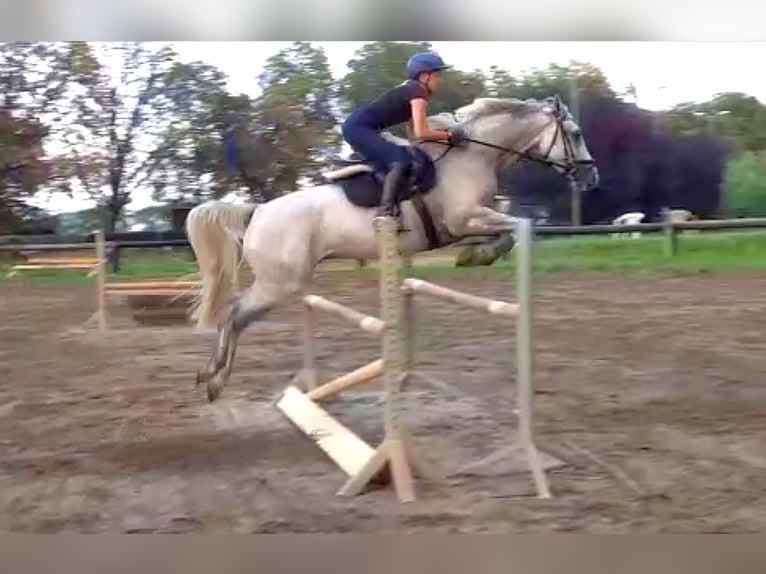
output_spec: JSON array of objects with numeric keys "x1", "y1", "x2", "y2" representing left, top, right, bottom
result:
[
  {"x1": 455, "y1": 246, "x2": 497, "y2": 267},
  {"x1": 207, "y1": 381, "x2": 222, "y2": 402},
  {"x1": 454, "y1": 246, "x2": 475, "y2": 267}
]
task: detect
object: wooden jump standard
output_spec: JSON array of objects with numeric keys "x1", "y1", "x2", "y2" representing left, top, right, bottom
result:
[
  {"x1": 5, "y1": 234, "x2": 107, "y2": 279},
  {"x1": 277, "y1": 216, "x2": 554, "y2": 502},
  {"x1": 278, "y1": 216, "x2": 433, "y2": 502},
  {"x1": 4, "y1": 230, "x2": 199, "y2": 330},
  {"x1": 92, "y1": 230, "x2": 199, "y2": 330}
]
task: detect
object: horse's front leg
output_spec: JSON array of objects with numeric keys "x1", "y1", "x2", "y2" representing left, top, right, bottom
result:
[
  {"x1": 468, "y1": 206, "x2": 521, "y2": 231},
  {"x1": 449, "y1": 207, "x2": 519, "y2": 267}
]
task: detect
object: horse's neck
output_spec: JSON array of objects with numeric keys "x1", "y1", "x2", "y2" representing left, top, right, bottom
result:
[{"x1": 419, "y1": 146, "x2": 499, "y2": 225}]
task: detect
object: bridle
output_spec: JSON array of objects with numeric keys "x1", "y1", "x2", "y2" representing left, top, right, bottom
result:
[{"x1": 431, "y1": 110, "x2": 595, "y2": 180}]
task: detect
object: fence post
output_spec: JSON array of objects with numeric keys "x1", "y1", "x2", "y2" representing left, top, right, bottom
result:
[
  {"x1": 110, "y1": 244, "x2": 121, "y2": 273},
  {"x1": 94, "y1": 229, "x2": 107, "y2": 331},
  {"x1": 662, "y1": 208, "x2": 678, "y2": 257}
]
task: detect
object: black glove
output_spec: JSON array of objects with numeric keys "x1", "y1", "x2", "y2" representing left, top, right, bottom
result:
[{"x1": 448, "y1": 127, "x2": 469, "y2": 146}]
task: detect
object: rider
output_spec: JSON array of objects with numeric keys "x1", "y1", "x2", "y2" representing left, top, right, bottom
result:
[{"x1": 341, "y1": 51, "x2": 468, "y2": 218}]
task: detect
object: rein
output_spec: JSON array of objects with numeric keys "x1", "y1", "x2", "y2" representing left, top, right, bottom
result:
[{"x1": 428, "y1": 115, "x2": 594, "y2": 178}]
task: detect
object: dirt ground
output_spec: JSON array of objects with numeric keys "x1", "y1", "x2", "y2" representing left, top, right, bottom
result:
[{"x1": 1, "y1": 269, "x2": 765, "y2": 533}]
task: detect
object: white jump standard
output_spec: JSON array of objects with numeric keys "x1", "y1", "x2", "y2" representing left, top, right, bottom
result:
[{"x1": 403, "y1": 217, "x2": 553, "y2": 499}]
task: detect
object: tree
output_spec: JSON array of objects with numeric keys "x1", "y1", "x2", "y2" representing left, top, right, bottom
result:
[
  {"x1": 484, "y1": 66, "x2": 518, "y2": 98},
  {"x1": 498, "y1": 64, "x2": 727, "y2": 224},
  {"x1": 723, "y1": 152, "x2": 766, "y2": 217},
  {"x1": 151, "y1": 60, "x2": 240, "y2": 203},
  {"x1": 667, "y1": 92, "x2": 766, "y2": 153},
  {"x1": 513, "y1": 61, "x2": 615, "y2": 106},
  {"x1": 252, "y1": 41, "x2": 340, "y2": 197},
  {"x1": 0, "y1": 42, "x2": 73, "y2": 119},
  {"x1": 0, "y1": 111, "x2": 50, "y2": 233},
  {"x1": 0, "y1": 42, "x2": 74, "y2": 231},
  {"x1": 61, "y1": 42, "x2": 178, "y2": 231}
]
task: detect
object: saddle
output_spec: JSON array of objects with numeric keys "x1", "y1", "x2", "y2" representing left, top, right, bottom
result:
[
  {"x1": 323, "y1": 143, "x2": 441, "y2": 249},
  {"x1": 323, "y1": 144, "x2": 437, "y2": 209},
  {"x1": 323, "y1": 153, "x2": 374, "y2": 182}
]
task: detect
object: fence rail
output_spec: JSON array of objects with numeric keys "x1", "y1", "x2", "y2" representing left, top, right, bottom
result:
[
  {"x1": 534, "y1": 217, "x2": 766, "y2": 236},
  {"x1": 3, "y1": 217, "x2": 766, "y2": 268}
]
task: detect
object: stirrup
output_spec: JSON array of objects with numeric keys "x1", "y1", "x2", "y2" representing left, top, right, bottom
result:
[
  {"x1": 377, "y1": 201, "x2": 401, "y2": 217},
  {"x1": 377, "y1": 210, "x2": 408, "y2": 235}
]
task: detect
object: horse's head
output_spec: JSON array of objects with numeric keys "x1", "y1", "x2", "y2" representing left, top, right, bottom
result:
[{"x1": 450, "y1": 95, "x2": 599, "y2": 192}]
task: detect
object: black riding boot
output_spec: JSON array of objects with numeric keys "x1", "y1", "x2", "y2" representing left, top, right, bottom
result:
[{"x1": 378, "y1": 162, "x2": 406, "y2": 220}]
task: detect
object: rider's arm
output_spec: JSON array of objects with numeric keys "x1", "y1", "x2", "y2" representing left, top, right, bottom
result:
[{"x1": 410, "y1": 98, "x2": 451, "y2": 142}]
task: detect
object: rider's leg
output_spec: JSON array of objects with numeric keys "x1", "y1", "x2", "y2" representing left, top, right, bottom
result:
[
  {"x1": 379, "y1": 161, "x2": 407, "y2": 217},
  {"x1": 341, "y1": 122, "x2": 411, "y2": 216}
]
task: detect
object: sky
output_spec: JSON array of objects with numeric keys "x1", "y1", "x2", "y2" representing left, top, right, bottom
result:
[{"x1": 39, "y1": 41, "x2": 766, "y2": 214}]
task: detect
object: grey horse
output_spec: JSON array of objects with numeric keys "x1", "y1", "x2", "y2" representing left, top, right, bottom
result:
[{"x1": 187, "y1": 94, "x2": 598, "y2": 401}]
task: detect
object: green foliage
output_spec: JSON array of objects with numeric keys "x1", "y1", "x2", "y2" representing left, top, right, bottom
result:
[
  {"x1": 723, "y1": 152, "x2": 766, "y2": 217},
  {"x1": 667, "y1": 92, "x2": 766, "y2": 153},
  {"x1": 485, "y1": 61, "x2": 615, "y2": 115},
  {"x1": 153, "y1": 60, "x2": 235, "y2": 202},
  {"x1": 0, "y1": 42, "x2": 73, "y2": 231},
  {"x1": 5, "y1": 232, "x2": 766, "y2": 285},
  {"x1": 254, "y1": 41, "x2": 340, "y2": 194},
  {"x1": 526, "y1": 232, "x2": 766, "y2": 274}
]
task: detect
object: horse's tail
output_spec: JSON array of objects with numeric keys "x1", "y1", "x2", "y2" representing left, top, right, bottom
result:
[{"x1": 186, "y1": 200, "x2": 257, "y2": 330}]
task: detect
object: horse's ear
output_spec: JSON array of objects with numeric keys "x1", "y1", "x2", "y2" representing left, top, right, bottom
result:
[
  {"x1": 551, "y1": 94, "x2": 570, "y2": 120},
  {"x1": 541, "y1": 96, "x2": 555, "y2": 114}
]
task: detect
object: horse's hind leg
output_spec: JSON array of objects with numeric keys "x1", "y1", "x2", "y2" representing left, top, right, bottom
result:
[
  {"x1": 197, "y1": 232, "x2": 316, "y2": 402},
  {"x1": 196, "y1": 281, "x2": 283, "y2": 402}
]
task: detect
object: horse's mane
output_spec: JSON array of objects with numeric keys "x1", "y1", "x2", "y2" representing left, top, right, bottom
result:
[
  {"x1": 381, "y1": 96, "x2": 556, "y2": 145},
  {"x1": 453, "y1": 97, "x2": 549, "y2": 123},
  {"x1": 429, "y1": 97, "x2": 552, "y2": 131}
]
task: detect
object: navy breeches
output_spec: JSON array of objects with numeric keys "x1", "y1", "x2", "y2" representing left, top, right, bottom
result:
[{"x1": 341, "y1": 119, "x2": 412, "y2": 172}]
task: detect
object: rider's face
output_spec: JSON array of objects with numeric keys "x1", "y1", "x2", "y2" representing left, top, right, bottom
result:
[{"x1": 421, "y1": 71, "x2": 442, "y2": 92}]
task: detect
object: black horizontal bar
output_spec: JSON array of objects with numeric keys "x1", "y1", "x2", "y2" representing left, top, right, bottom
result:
[{"x1": 3, "y1": 218, "x2": 766, "y2": 253}]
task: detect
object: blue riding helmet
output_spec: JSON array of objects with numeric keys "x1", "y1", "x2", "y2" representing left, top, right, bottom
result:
[{"x1": 406, "y1": 52, "x2": 449, "y2": 79}]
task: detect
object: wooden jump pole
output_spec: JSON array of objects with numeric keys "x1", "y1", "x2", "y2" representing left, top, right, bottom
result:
[
  {"x1": 294, "y1": 293, "x2": 385, "y2": 400},
  {"x1": 402, "y1": 279, "x2": 519, "y2": 317},
  {"x1": 306, "y1": 359, "x2": 384, "y2": 402},
  {"x1": 105, "y1": 281, "x2": 199, "y2": 291},
  {"x1": 303, "y1": 295, "x2": 384, "y2": 335}
]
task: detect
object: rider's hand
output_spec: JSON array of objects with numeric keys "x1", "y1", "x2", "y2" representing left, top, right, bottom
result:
[{"x1": 447, "y1": 128, "x2": 469, "y2": 146}]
